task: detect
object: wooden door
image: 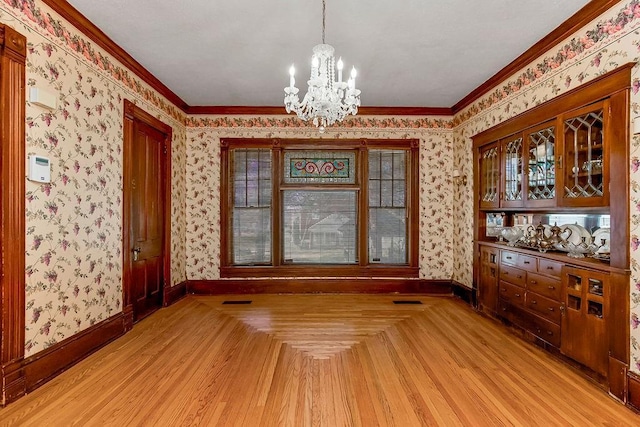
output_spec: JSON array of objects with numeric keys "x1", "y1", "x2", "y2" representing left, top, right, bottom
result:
[
  {"x1": 123, "y1": 100, "x2": 171, "y2": 324},
  {"x1": 524, "y1": 120, "x2": 557, "y2": 208},
  {"x1": 558, "y1": 100, "x2": 609, "y2": 208},
  {"x1": 500, "y1": 134, "x2": 524, "y2": 208},
  {"x1": 478, "y1": 141, "x2": 500, "y2": 209},
  {"x1": 560, "y1": 266, "x2": 608, "y2": 376},
  {"x1": 130, "y1": 121, "x2": 165, "y2": 321},
  {"x1": 478, "y1": 245, "x2": 499, "y2": 316}
]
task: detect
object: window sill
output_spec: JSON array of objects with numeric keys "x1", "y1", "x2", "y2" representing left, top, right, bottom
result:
[{"x1": 220, "y1": 265, "x2": 419, "y2": 279}]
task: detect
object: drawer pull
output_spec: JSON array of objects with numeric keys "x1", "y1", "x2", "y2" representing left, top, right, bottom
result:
[
  {"x1": 501, "y1": 288, "x2": 507, "y2": 292},
  {"x1": 517, "y1": 275, "x2": 523, "y2": 279},
  {"x1": 531, "y1": 300, "x2": 537, "y2": 304},
  {"x1": 547, "y1": 331, "x2": 553, "y2": 336},
  {"x1": 515, "y1": 293, "x2": 521, "y2": 297},
  {"x1": 548, "y1": 307, "x2": 555, "y2": 312},
  {"x1": 546, "y1": 266, "x2": 554, "y2": 270},
  {"x1": 523, "y1": 261, "x2": 531, "y2": 265},
  {"x1": 547, "y1": 286, "x2": 555, "y2": 290},
  {"x1": 506, "y1": 256, "x2": 513, "y2": 260},
  {"x1": 502, "y1": 307, "x2": 507, "y2": 312},
  {"x1": 530, "y1": 280, "x2": 537, "y2": 284}
]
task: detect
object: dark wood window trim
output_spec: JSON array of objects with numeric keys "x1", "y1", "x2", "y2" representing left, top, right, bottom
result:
[
  {"x1": 220, "y1": 138, "x2": 419, "y2": 278},
  {"x1": 0, "y1": 24, "x2": 27, "y2": 405}
]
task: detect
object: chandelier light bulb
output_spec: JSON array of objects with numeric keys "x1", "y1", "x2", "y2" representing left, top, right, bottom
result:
[{"x1": 289, "y1": 65, "x2": 295, "y2": 88}]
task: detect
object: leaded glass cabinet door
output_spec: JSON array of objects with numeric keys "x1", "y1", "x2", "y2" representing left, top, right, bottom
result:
[
  {"x1": 479, "y1": 141, "x2": 500, "y2": 209},
  {"x1": 525, "y1": 121, "x2": 557, "y2": 207},
  {"x1": 500, "y1": 134, "x2": 524, "y2": 208},
  {"x1": 560, "y1": 101, "x2": 608, "y2": 207}
]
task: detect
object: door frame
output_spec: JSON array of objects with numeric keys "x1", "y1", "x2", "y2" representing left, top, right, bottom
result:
[
  {"x1": 122, "y1": 100, "x2": 172, "y2": 323},
  {"x1": 0, "y1": 24, "x2": 27, "y2": 405}
]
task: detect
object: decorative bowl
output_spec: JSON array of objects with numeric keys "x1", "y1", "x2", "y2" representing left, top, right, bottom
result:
[{"x1": 501, "y1": 227, "x2": 524, "y2": 246}]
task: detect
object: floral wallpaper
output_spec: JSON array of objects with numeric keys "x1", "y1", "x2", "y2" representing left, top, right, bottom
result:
[
  {"x1": 0, "y1": 1, "x2": 187, "y2": 357},
  {"x1": 186, "y1": 125, "x2": 454, "y2": 281}
]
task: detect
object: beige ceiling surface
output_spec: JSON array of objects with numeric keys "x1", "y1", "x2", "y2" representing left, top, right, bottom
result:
[{"x1": 67, "y1": 0, "x2": 592, "y2": 107}]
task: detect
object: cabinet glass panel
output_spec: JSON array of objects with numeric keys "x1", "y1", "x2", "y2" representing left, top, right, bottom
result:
[
  {"x1": 504, "y1": 136, "x2": 523, "y2": 202},
  {"x1": 480, "y1": 145, "x2": 499, "y2": 205},
  {"x1": 587, "y1": 300, "x2": 603, "y2": 318},
  {"x1": 567, "y1": 273, "x2": 582, "y2": 292},
  {"x1": 563, "y1": 109, "x2": 604, "y2": 199},
  {"x1": 588, "y1": 278, "x2": 604, "y2": 296},
  {"x1": 528, "y1": 126, "x2": 556, "y2": 201}
]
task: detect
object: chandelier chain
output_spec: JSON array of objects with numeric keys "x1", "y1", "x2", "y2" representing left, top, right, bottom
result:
[{"x1": 322, "y1": 0, "x2": 326, "y2": 44}]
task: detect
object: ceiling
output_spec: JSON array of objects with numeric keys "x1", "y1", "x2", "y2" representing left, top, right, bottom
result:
[{"x1": 66, "y1": 0, "x2": 592, "y2": 108}]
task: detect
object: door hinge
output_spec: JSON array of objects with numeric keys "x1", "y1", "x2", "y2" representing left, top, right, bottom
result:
[{"x1": 163, "y1": 144, "x2": 168, "y2": 155}]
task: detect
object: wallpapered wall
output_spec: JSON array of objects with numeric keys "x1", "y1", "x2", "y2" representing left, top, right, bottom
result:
[
  {"x1": 184, "y1": 125, "x2": 454, "y2": 281},
  {"x1": 0, "y1": 0, "x2": 187, "y2": 357},
  {"x1": 3, "y1": 0, "x2": 640, "y2": 376}
]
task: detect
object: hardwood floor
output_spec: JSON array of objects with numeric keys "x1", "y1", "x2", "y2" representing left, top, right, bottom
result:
[{"x1": 0, "y1": 294, "x2": 637, "y2": 426}]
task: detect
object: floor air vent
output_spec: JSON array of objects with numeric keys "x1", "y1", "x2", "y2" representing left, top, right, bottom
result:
[
  {"x1": 222, "y1": 300, "x2": 252, "y2": 305},
  {"x1": 393, "y1": 300, "x2": 422, "y2": 305}
]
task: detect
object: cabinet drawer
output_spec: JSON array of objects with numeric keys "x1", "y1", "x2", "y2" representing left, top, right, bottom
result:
[
  {"x1": 526, "y1": 272, "x2": 561, "y2": 300},
  {"x1": 538, "y1": 259, "x2": 563, "y2": 278},
  {"x1": 525, "y1": 292, "x2": 561, "y2": 324},
  {"x1": 526, "y1": 314, "x2": 561, "y2": 348},
  {"x1": 499, "y1": 281, "x2": 525, "y2": 307},
  {"x1": 500, "y1": 265, "x2": 526, "y2": 287},
  {"x1": 516, "y1": 254, "x2": 537, "y2": 272},
  {"x1": 501, "y1": 250, "x2": 518, "y2": 266}
]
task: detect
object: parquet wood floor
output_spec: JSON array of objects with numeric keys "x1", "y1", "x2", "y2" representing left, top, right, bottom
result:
[{"x1": 0, "y1": 294, "x2": 637, "y2": 426}]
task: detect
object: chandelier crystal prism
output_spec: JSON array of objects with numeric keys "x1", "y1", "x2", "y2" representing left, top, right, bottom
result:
[{"x1": 284, "y1": 0, "x2": 361, "y2": 133}]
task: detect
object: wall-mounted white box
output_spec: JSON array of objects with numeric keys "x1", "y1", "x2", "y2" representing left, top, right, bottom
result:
[
  {"x1": 28, "y1": 155, "x2": 51, "y2": 183},
  {"x1": 29, "y1": 87, "x2": 57, "y2": 110}
]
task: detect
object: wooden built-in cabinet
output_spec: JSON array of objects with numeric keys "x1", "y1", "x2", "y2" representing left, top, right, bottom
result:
[
  {"x1": 561, "y1": 266, "x2": 608, "y2": 376},
  {"x1": 473, "y1": 64, "x2": 632, "y2": 401},
  {"x1": 478, "y1": 246, "x2": 499, "y2": 316},
  {"x1": 477, "y1": 100, "x2": 610, "y2": 210}
]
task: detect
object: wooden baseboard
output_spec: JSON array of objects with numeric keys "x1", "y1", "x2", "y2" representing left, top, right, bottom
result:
[
  {"x1": 608, "y1": 356, "x2": 628, "y2": 402},
  {"x1": 22, "y1": 311, "x2": 130, "y2": 393},
  {"x1": 629, "y1": 372, "x2": 640, "y2": 412},
  {"x1": 1, "y1": 359, "x2": 26, "y2": 405},
  {"x1": 164, "y1": 280, "x2": 187, "y2": 306},
  {"x1": 451, "y1": 281, "x2": 475, "y2": 305},
  {"x1": 188, "y1": 279, "x2": 454, "y2": 295}
]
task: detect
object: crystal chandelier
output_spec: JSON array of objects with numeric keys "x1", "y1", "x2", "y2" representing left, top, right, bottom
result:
[{"x1": 284, "y1": 0, "x2": 361, "y2": 133}]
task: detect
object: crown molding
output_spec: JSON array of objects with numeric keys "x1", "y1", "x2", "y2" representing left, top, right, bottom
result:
[
  {"x1": 41, "y1": 0, "x2": 622, "y2": 117},
  {"x1": 451, "y1": 0, "x2": 624, "y2": 113},
  {"x1": 41, "y1": 0, "x2": 189, "y2": 111},
  {"x1": 187, "y1": 105, "x2": 453, "y2": 116}
]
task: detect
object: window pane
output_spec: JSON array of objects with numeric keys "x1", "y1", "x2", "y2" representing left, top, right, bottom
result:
[
  {"x1": 381, "y1": 153, "x2": 393, "y2": 179},
  {"x1": 369, "y1": 208, "x2": 406, "y2": 264},
  {"x1": 233, "y1": 207, "x2": 271, "y2": 264},
  {"x1": 369, "y1": 153, "x2": 381, "y2": 179},
  {"x1": 381, "y1": 180, "x2": 393, "y2": 207},
  {"x1": 393, "y1": 180, "x2": 405, "y2": 207},
  {"x1": 232, "y1": 149, "x2": 271, "y2": 265},
  {"x1": 283, "y1": 191, "x2": 357, "y2": 264},
  {"x1": 369, "y1": 149, "x2": 407, "y2": 264},
  {"x1": 393, "y1": 152, "x2": 405, "y2": 179},
  {"x1": 369, "y1": 180, "x2": 380, "y2": 206}
]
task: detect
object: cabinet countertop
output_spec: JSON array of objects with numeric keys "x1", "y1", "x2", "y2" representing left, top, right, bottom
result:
[{"x1": 476, "y1": 240, "x2": 628, "y2": 274}]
